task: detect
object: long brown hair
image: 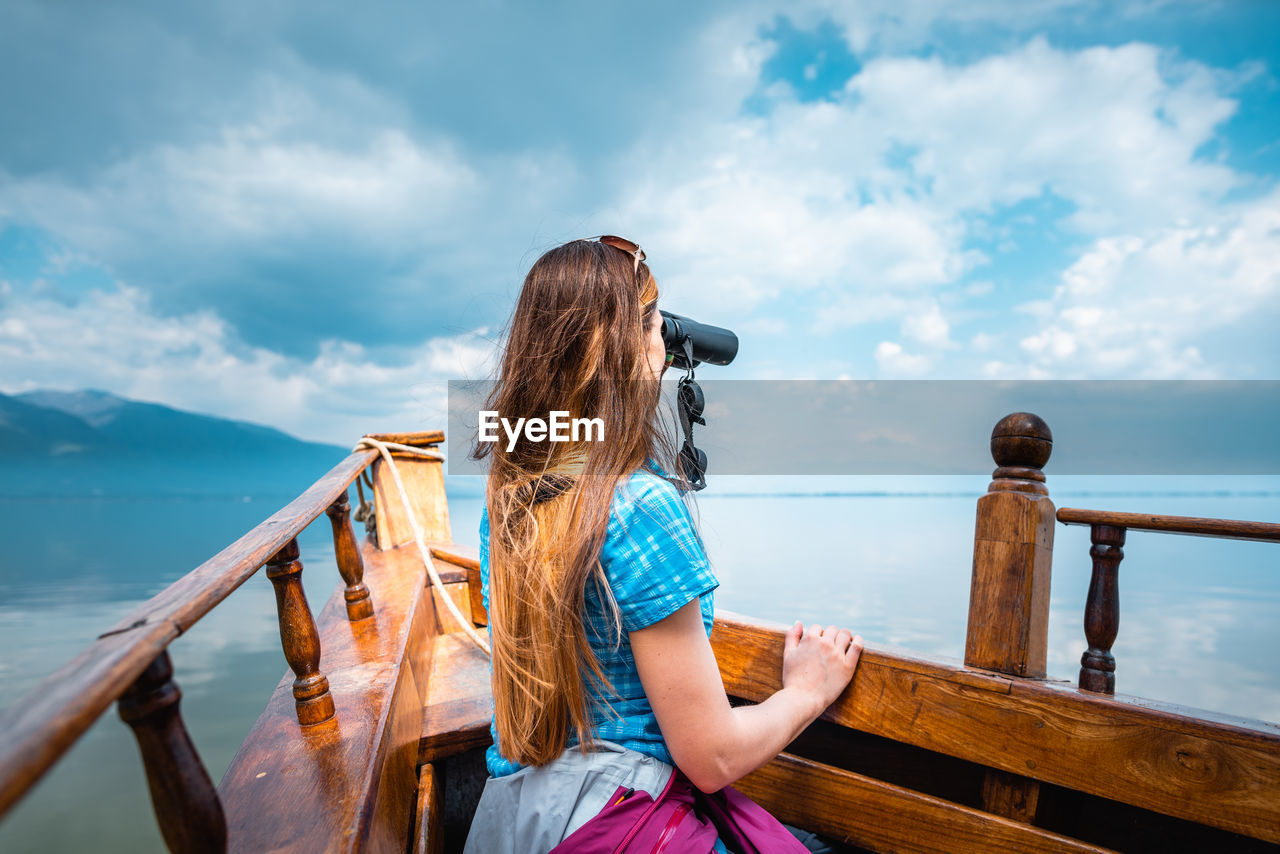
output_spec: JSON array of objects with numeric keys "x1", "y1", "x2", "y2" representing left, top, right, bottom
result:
[{"x1": 475, "y1": 238, "x2": 680, "y2": 766}]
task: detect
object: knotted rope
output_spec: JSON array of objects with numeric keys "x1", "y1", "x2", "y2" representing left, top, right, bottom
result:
[{"x1": 353, "y1": 436, "x2": 491, "y2": 656}]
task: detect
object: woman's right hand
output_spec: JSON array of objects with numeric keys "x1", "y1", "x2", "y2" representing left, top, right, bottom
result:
[{"x1": 782, "y1": 622, "x2": 863, "y2": 715}]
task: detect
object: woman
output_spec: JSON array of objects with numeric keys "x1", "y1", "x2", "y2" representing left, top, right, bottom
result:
[{"x1": 464, "y1": 236, "x2": 863, "y2": 853}]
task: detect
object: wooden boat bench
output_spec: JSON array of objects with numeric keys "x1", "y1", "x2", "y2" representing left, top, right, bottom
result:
[{"x1": 415, "y1": 544, "x2": 493, "y2": 767}]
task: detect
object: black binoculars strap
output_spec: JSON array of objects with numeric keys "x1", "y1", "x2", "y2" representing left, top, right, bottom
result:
[{"x1": 676, "y1": 374, "x2": 708, "y2": 491}]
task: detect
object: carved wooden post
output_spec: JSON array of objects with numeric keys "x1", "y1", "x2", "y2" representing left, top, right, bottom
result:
[
  {"x1": 118, "y1": 650, "x2": 227, "y2": 854},
  {"x1": 1079, "y1": 523, "x2": 1126, "y2": 694},
  {"x1": 327, "y1": 491, "x2": 374, "y2": 621},
  {"x1": 967, "y1": 412, "x2": 1055, "y2": 825},
  {"x1": 966, "y1": 412, "x2": 1055, "y2": 678},
  {"x1": 265, "y1": 538, "x2": 336, "y2": 726}
]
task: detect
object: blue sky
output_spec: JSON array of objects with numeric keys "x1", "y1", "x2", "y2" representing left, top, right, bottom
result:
[{"x1": 1, "y1": 0, "x2": 1277, "y2": 443}]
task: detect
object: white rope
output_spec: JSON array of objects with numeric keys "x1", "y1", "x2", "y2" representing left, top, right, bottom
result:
[{"x1": 354, "y1": 436, "x2": 491, "y2": 656}]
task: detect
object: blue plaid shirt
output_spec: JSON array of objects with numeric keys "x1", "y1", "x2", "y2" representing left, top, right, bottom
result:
[{"x1": 480, "y1": 465, "x2": 718, "y2": 778}]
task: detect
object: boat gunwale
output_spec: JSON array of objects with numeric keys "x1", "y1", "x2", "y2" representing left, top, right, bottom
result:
[
  {"x1": 716, "y1": 611, "x2": 1280, "y2": 744},
  {"x1": 711, "y1": 611, "x2": 1280, "y2": 844}
]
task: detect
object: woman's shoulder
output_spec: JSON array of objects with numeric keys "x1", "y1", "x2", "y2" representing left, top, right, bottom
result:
[
  {"x1": 605, "y1": 466, "x2": 709, "y2": 570},
  {"x1": 601, "y1": 467, "x2": 715, "y2": 631},
  {"x1": 612, "y1": 463, "x2": 684, "y2": 514}
]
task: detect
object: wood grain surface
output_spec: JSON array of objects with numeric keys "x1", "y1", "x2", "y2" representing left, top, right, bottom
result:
[
  {"x1": 418, "y1": 633, "x2": 494, "y2": 764},
  {"x1": 117, "y1": 650, "x2": 227, "y2": 854},
  {"x1": 966, "y1": 489, "x2": 1055, "y2": 679},
  {"x1": 265, "y1": 538, "x2": 335, "y2": 726},
  {"x1": 328, "y1": 491, "x2": 374, "y2": 621},
  {"x1": 1057, "y1": 508, "x2": 1280, "y2": 542},
  {"x1": 430, "y1": 583, "x2": 474, "y2": 636},
  {"x1": 373, "y1": 455, "x2": 452, "y2": 548},
  {"x1": 413, "y1": 763, "x2": 442, "y2": 854},
  {"x1": 0, "y1": 620, "x2": 177, "y2": 819},
  {"x1": 1079, "y1": 524, "x2": 1125, "y2": 694},
  {"x1": 362, "y1": 431, "x2": 445, "y2": 448},
  {"x1": 736, "y1": 752, "x2": 1116, "y2": 854},
  {"x1": 711, "y1": 611, "x2": 1280, "y2": 844},
  {"x1": 424, "y1": 542, "x2": 487, "y2": 627},
  {"x1": 427, "y1": 542, "x2": 478, "y2": 569},
  {"x1": 219, "y1": 540, "x2": 434, "y2": 853}
]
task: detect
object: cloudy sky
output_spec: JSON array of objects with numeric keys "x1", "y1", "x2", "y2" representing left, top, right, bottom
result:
[{"x1": 2, "y1": 0, "x2": 1277, "y2": 444}]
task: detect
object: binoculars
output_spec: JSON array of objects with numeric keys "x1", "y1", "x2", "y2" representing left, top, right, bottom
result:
[
  {"x1": 660, "y1": 311, "x2": 739, "y2": 371},
  {"x1": 658, "y1": 310, "x2": 737, "y2": 490}
]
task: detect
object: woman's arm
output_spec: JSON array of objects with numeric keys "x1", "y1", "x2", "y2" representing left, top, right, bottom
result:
[{"x1": 630, "y1": 600, "x2": 862, "y2": 793}]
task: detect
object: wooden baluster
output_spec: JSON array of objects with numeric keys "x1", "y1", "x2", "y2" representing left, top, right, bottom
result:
[
  {"x1": 1079, "y1": 523, "x2": 1126, "y2": 694},
  {"x1": 118, "y1": 650, "x2": 227, "y2": 854},
  {"x1": 966, "y1": 412, "x2": 1055, "y2": 824},
  {"x1": 265, "y1": 538, "x2": 336, "y2": 726},
  {"x1": 327, "y1": 491, "x2": 374, "y2": 621}
]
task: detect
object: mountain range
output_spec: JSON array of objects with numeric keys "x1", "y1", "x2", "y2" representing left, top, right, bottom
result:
[{"x1": 0, "y1": 389, "x2": 349, "y2": 497}]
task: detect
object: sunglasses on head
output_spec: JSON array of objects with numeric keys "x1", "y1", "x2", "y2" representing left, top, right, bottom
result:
[{"x1": 597, "y1": 235, "x2": 646, "y2": 273}]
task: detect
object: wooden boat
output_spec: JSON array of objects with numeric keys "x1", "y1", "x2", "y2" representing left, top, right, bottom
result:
[{"x1": 1, "y1": 414, "x2": 1278, "y2": 853}]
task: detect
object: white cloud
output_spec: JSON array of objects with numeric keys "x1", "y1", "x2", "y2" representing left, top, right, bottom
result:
[
  {"x1": 965, "y1": 281, "x2": 995, "y2": 297},
  {"x1": 0, "y1": 72, "x2": 585, "y2": 354},
  {"x1": 874, "y1": 340, "x2": 931, "y2": 374},
  {"x1": 843, "y1": 39, "x2": 1239, "y2": 228},
  {"x1": 740, "y1": 316, "x2": 788, "y2": 335},
  {"x1": 902, "y1": 302, "x2": 951, "y2": 346},
  {"x1": 812, "y1": 292, "x2": 916, "y2": 334},
  {"x1": 1020, "y1": 326, "x2": 1078, "y2": 360},
  {"x1": 0, "y1": 283, "x2": 499, "y2": 443},
  {"x1": 3, "y1": 127, "x2": 484, "y2": 265},
  {"x1": 605, "y1": 34, "x2": 1247, "y2": 363},
  {"x1": 1006, "y1": 189, "x2": 1280, "y2": 377},
  {"x1": 970, "y1": 331, "x2": 995, "y2": 352},
  {"x1": 815, "y1": 0, "x2": 1097, "y2": 53},
  {"x1": 424, "y1": 330, "x2": 499, "y2": 377}
]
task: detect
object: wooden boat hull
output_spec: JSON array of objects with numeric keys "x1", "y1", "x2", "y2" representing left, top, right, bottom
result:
[{"x1": 5, "y1": 423, "x2": 1279, "y2": 854}]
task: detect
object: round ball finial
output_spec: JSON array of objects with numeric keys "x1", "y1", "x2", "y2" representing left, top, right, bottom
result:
[{"x1": 990, "y1": 412, "x2": 1053, "y2": 469}]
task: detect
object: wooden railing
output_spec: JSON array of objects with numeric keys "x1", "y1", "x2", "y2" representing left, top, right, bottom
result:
[
  {"x1": 0, "y1": 436, "x2": 416, "y2": 850},
  {"x1": 714, "y1": 411, "x2": 1280, "y2": 850},
  {"x1": 1057, "y1": 507, "x2": 1280, "y2": 695},
  {"x1": 714, "y1": 611, "x2": 1280, "y2": 850}
]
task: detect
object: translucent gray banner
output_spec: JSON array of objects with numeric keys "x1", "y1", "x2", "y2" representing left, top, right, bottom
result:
[{"x1": 446, "y1": 380, "x2": 1280, "y2": 475}]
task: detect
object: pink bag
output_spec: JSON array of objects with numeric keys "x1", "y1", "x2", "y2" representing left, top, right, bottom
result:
[{"x1": 550, "y1": 769, "x2": 808, "y2": 854}]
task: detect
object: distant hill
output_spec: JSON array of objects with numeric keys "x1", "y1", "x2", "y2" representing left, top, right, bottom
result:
[
  {"x1": 0, "y1": 392, "x2": 110, "y2": 457},
  {"x1": 0, "y1": 389, "x2": 349, "y2": 497},
  {"x1": 13, "y1": 389, "x2": 342, "y2": 460}
]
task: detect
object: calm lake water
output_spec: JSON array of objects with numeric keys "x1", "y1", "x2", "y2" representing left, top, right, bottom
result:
[{"x1": 1, "y1": 478, "x2": 1277, "y2": 852}]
